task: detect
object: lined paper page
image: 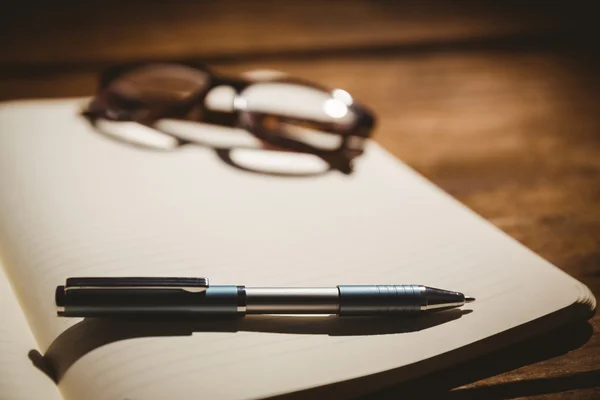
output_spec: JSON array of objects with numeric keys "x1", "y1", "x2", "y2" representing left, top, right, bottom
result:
[
  {"x1": 0, "y1": 99, "x2": 593, "y2": 400},
  {"x1": 0, "y1": 262, "x2": 62, "y2": 400}
]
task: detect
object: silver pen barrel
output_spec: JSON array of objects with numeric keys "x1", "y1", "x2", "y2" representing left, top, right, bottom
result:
[
  {"x1": 244, "y1": 285, "x2": 471, "y2": 315},
  {"x1": 245, "y1": 288, "x2": 339, "y2": 314}
]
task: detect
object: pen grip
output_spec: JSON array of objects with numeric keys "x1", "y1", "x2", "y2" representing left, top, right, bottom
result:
[{"x1": 337, "y1": 285, "x2": 424, "y2": 315}]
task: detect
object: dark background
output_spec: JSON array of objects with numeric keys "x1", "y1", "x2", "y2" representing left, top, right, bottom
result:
[{"x1": 1, "y1": 1, "x2": 599, "y2": 398}]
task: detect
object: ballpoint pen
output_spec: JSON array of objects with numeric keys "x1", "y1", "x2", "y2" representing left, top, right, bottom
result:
[
  {"x1": 55, "y1": 277, "x2": 474, "y2": 317},
  {"x1": 56, "y1": 277, "x2": 474, "y2": 317}
]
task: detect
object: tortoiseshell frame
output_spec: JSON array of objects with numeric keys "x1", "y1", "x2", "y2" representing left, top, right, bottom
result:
[{"x1": 83, "y1": 61, "x2": 376, "y2": 174}]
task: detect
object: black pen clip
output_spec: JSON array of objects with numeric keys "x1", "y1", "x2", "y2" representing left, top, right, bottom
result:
[{"x1": 63, "y1": 277, "x2": 210, "y2": 293}]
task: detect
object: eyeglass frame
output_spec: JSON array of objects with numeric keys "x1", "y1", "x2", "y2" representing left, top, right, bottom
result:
[{"x1": 83, "y1": 61, "x2": 376, "y2": 174}]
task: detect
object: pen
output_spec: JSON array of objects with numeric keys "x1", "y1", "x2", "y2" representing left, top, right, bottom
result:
[{"x1": 55, "y1": 277, "x2": 475, "y2": 317}]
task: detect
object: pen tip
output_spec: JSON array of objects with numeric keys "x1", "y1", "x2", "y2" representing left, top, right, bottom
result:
[{"x1": 464, "y1": 296, "x2": 475, "y2": 303}]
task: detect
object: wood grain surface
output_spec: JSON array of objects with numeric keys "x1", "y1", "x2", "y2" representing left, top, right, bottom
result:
[{"x1": 1, "y1": 1, "x2": 598, "y2": 399}]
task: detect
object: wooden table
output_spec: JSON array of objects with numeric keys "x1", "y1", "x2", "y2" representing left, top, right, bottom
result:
[{"x1": 1, "y1": 1, "x2": 598, "y2": 398}]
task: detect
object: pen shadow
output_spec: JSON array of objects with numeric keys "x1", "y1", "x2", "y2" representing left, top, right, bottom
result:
[{"x1": 30, "y1": 309, "x2": 470, "y2": 384}]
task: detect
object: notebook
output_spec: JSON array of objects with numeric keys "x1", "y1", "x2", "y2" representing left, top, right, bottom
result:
[{"x1": 0, "y1": 98, "x2": 595, "y2": 400}]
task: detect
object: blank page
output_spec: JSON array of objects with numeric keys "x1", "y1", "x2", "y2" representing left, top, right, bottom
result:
[{"x1": 0, "y1": 99, "x2": 594, "y2": 400}]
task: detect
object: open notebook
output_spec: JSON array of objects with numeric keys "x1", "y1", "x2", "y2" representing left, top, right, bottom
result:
[{"x1": 0, "y1": 99, "x2": 595, "y2": 400}]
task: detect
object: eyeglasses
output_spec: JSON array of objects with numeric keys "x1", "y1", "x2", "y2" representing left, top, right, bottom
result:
[{"x1": 83, "y1": 62, "x2": 376, "y2": 175}]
